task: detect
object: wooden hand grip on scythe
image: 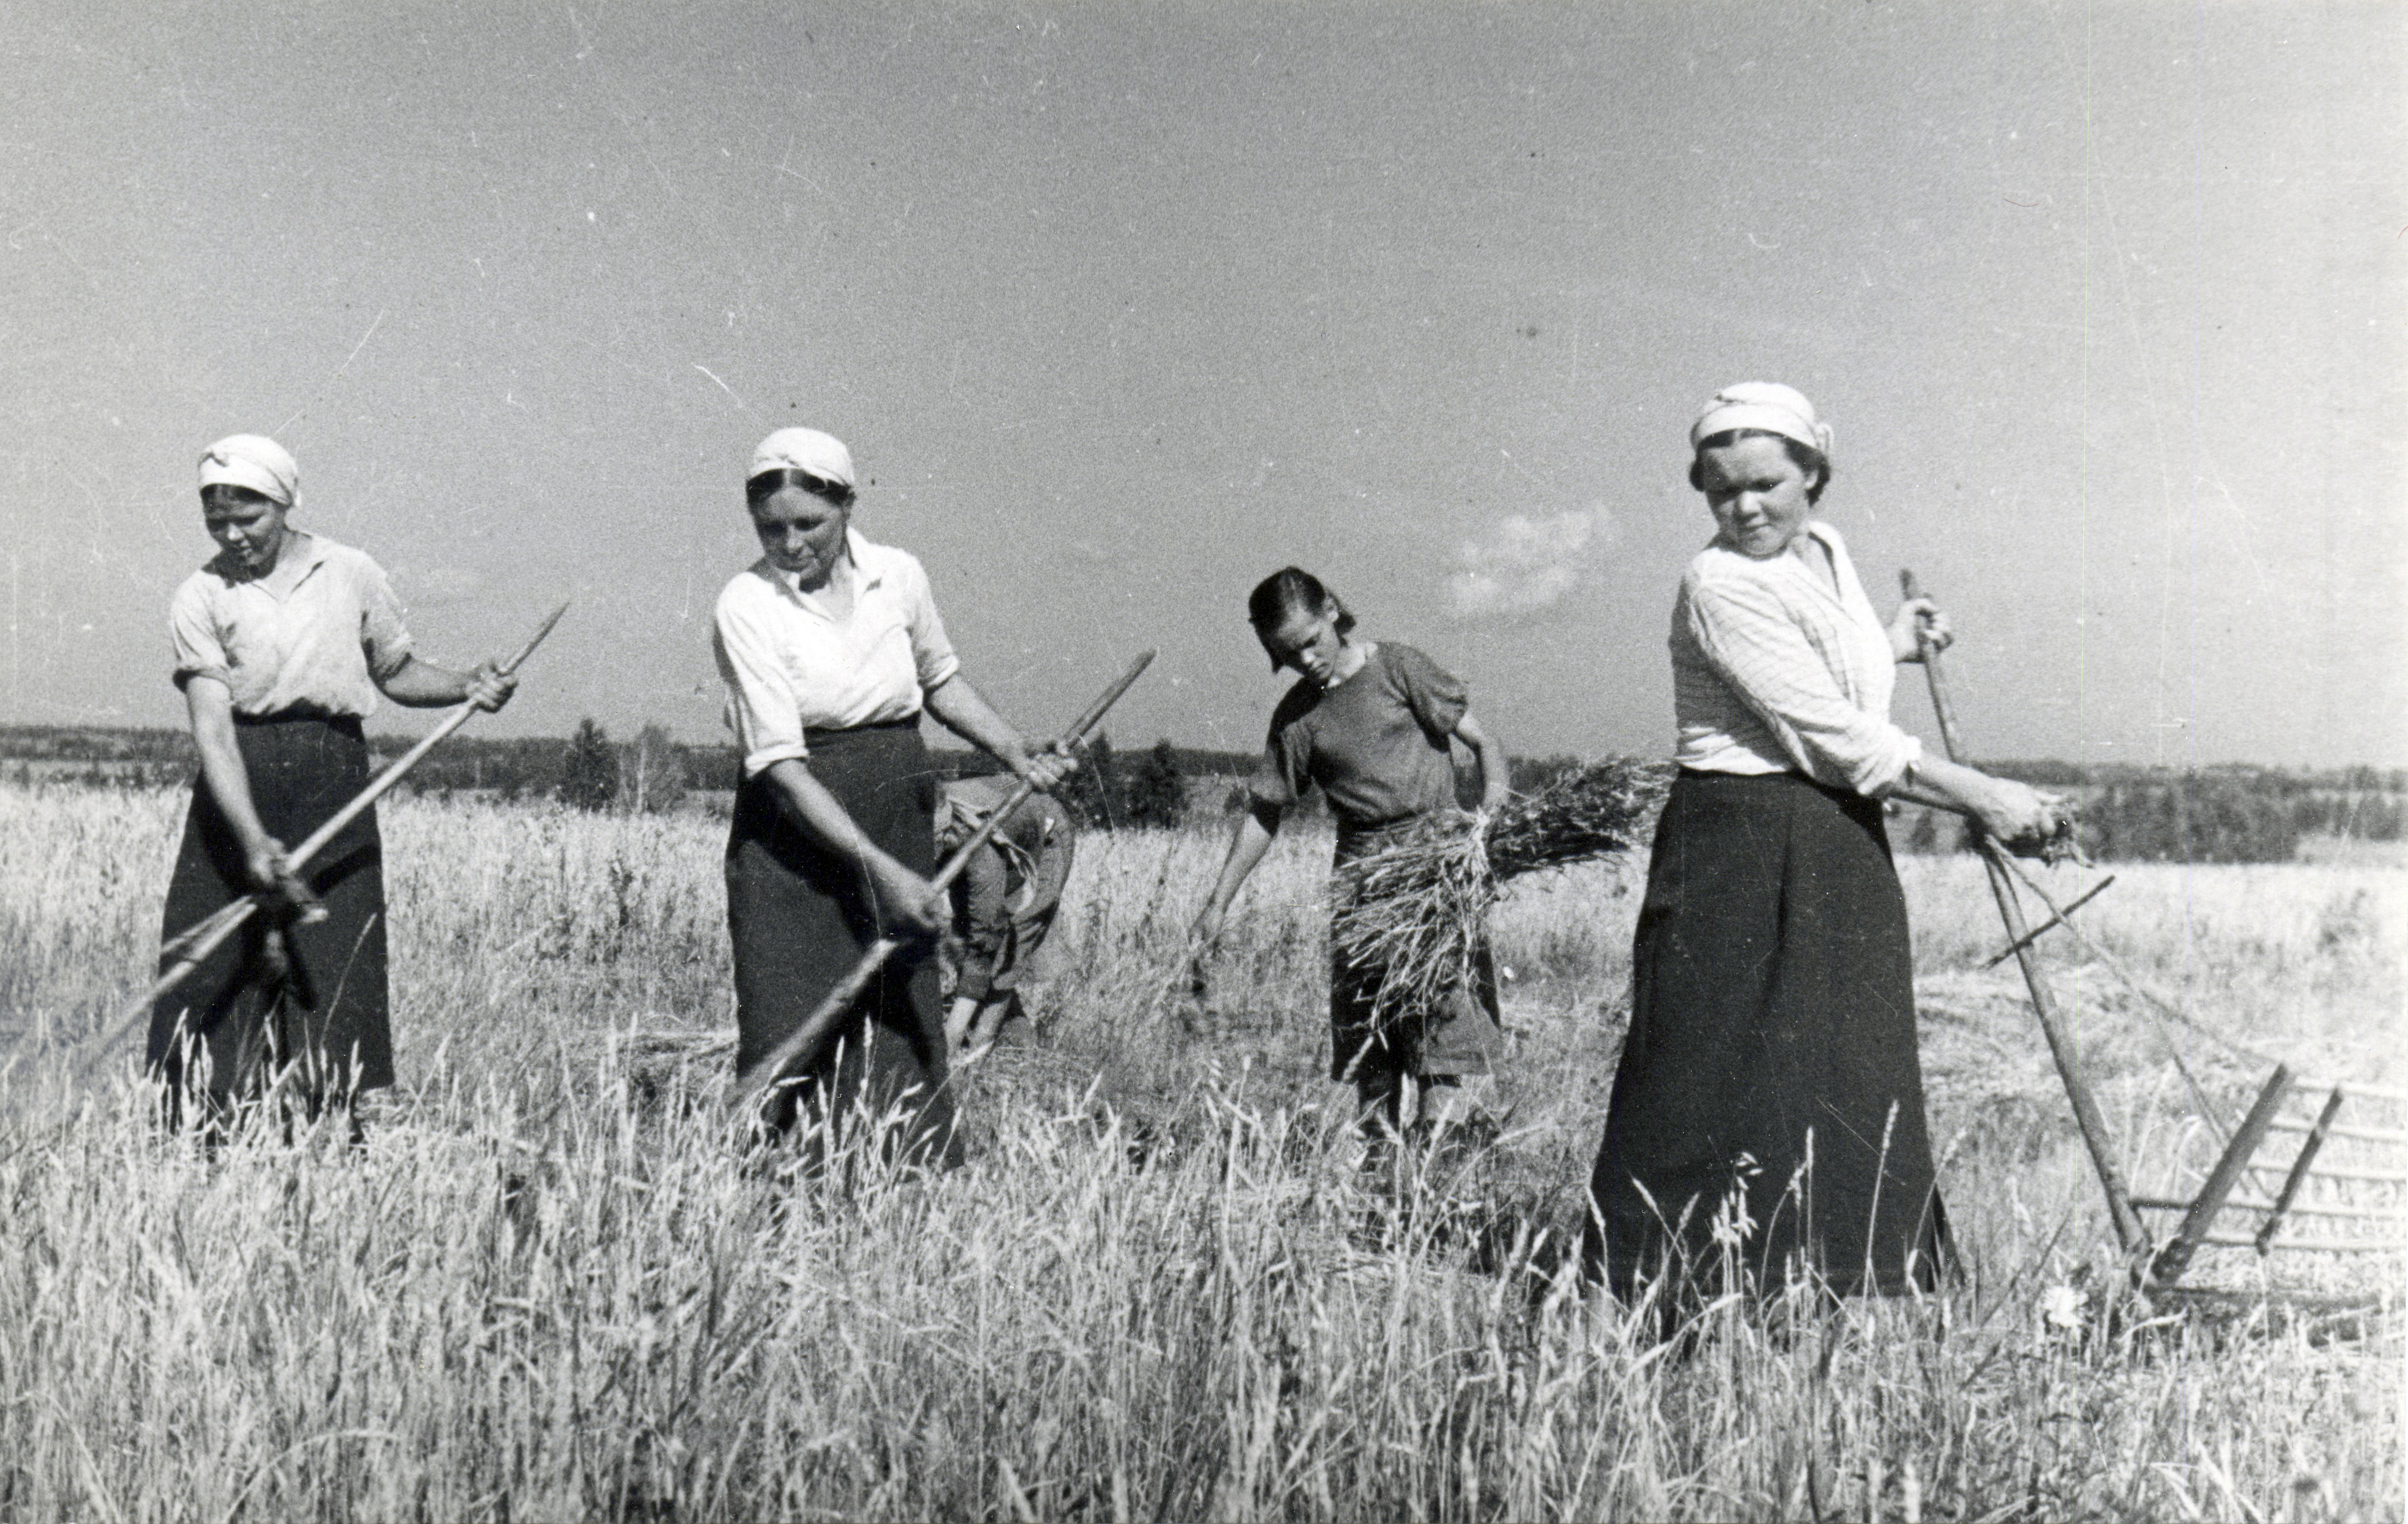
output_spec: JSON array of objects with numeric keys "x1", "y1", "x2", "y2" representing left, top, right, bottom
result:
[
  {"x1": 729, "y1": 649, "x2": 1155, "y2": 1113},
  {"x1": 96, "y1": 603, "x2": 570, "y2": 1062},
  {"x1": 1900, "y1": 570, "x2": 2146, "y2": 1256}
]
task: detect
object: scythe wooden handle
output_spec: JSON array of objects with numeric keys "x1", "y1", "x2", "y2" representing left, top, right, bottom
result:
[
  {"x1": 728, "y1": 649, "x2": 1156, "y2": 1112},
  {"x1": 100, "y1": 602, "x2": 569, "y2": 1062}
]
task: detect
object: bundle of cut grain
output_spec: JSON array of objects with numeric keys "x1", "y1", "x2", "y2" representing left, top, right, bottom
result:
[{"x1": 1332, "y1": 759, "x2": 1669, "y2": 1019}]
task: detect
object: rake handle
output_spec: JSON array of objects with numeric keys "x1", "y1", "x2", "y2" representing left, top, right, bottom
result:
[
  {"x1": 1901, "y1": 570, "x2": 2146, "y2": 1256},
  {"x1": 729, "y1": 649, "x2": 1155, "y2": 1111},
  {"x1": 113, "y1": 603, "x2": 569, "y2": 1050}
]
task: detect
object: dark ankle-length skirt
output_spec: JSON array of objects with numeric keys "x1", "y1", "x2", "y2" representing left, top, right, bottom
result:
[
  {"x1": 726, "y1": 720, "x2": 958, "y2": 1167},
  {"x1": 149, "y1": 713, "x2": 392, "y2": 1120},
  {"x1": 1582, "y1": 770, "x2": 1950, "y2": 1299}
]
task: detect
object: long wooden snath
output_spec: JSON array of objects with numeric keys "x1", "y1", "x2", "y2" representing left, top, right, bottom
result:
[
  {"x1": 1900, "y1": 570, "x2": 2147, "y2": 1256},
  {"x1": 728, "y1": 650, "x2": 1156, "y2": 1114},
  {"x1": 99, "y1": 603, "x2": 570, "y2": 1059}
]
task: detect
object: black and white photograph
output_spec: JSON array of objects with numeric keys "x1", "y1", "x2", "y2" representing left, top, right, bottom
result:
[{"x1": 2, "y1": 2, "x2": 2400, "y2": 1518}]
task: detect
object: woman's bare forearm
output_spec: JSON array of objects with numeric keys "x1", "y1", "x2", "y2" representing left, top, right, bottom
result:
[
  {"x1": 378, "y1": 654, "x2": 516, "y2": 711},
  {"x1": 378, "y1": 655, "x2": 475, "y2": 707},
  {"x1": 1896, "y1": 754, "x2": 2057, "y2": 846},
  {"x1": 761, "y1": 759, "x2": 895, "y2": 872},
  {"x1": 1199, "y1": 803, "x2": 1280, "y2": 928},
  {"x1": 185, "y1": 678, "x2": 273, "y2": 856},
  {"x1": 923, "y1": 676, "x2": 1035, "y2": 773},
  {"x1": 1455, "y1": 712, "x2": 1510, "y2": 812}
]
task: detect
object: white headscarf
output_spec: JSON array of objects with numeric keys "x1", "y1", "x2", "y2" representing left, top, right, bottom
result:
[
  {"x1": 748, "y1": 427, "x2": 856, "y2": 487},
  {"x1": 1689, "y1": 383, "x2": 1834, "y2": 459},
  {"x1": 198, "y1": 434, "x2": 300, "y2": 507}
]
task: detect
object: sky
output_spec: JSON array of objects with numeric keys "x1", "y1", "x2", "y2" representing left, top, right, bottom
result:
[{"x1": 3, "y1": 0, "x2": 2401, "y2": 768}]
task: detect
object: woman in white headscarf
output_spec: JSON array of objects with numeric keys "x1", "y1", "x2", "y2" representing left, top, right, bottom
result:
[
  {"x1": 153, "y1": 434, "x2": 516, "y2": 1137},
  {"x1": 713, "y1": 427, "x2": 1071, "y2": 1165},
  {"x1": 1581, "y1": 384, "x2": 2064, "y2": 1303}
]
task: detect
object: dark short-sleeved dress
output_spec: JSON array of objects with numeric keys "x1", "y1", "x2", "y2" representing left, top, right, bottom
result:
[{"x1": 1249, "y1": 642, "x2": 1504, "y2": 1085}]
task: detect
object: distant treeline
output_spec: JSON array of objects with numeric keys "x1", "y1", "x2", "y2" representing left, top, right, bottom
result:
[
  {"x1": 1885, "y1": 762, "x2": 2403, "y2": 862},
  {"x1": 3, "y1": 725, "x2": 2399, "y2": 861}
]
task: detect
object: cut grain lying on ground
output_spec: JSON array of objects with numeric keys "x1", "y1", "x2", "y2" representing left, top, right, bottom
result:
[{"x1": 0, "y1": 779, "x2": 2400, "y2": 1521}]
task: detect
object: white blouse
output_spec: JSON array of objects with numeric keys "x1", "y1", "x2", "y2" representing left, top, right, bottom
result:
[
  {"x1": 712, "y1": 530, "x2": 961, "y2": 778},
  {"x1": 1669, "y1": 521, "x2": 1923, "y2": 797},
  {"x1": 168, "y1": 533, "x2": 413, "y2": 719}
]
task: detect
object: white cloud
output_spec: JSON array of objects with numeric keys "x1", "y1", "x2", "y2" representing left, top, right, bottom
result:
[{"x1": 1445, "y1": 507, "x2": 1617, "y2": 621}]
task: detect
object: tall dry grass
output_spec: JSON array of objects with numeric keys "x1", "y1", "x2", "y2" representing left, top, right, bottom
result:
[{"x1": 0, "y1": 779, "x2": 2400, "y2": 1521}]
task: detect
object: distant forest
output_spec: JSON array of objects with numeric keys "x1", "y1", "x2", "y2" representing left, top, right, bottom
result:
[{"x1": 3, "y1": 723, "x2": 2400, "y2": 862}]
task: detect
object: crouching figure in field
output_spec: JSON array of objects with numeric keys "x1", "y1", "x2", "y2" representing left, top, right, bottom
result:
[{"x1": 936, "y1": 773, "x2": 1076, "y2": 1060}]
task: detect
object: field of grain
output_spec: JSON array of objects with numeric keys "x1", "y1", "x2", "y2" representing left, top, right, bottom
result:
[{"x1": 0, "y1": 779, "x2": 2401, "y2": 1521}]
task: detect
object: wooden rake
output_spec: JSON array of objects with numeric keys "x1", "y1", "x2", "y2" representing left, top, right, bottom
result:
[
  {"x1": 1902, "y1": 569, "x2": 2147, "y2": 1255},
  {"x1": 726, "y1": 649, "x2": 1156, "y2": 1115},
  {"x1": 93, "y1": 603, "x2": 569, "y2": 1064},
  {"x1": 1903, "y1": 572, "x2": 2406, "y2": 1291}
]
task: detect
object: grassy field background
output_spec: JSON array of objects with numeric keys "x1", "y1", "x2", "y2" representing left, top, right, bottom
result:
[{"x1": 0, "y1": 780, "x2": 2400, "y2": 1521}]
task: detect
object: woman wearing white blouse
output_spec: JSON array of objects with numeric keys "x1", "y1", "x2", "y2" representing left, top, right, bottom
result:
[
  {"x1": 154, "y1": 434, "x2": 515, "y2": 1138},
  {"x1": 713, "y1": 427, "x2": 1070, "y2": 1162},
  {"x1": 1582, "y1": 384, "x2": 2062, "y2": 1303}
]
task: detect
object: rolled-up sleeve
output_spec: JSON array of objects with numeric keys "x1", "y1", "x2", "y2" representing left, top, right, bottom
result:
[
  {"x1": 168, "y1": 578, "x2": 230, "y2": 693},
  {"x1": 1686, "y1": 580, "x2": 1922, "y2": 796},
  {"x1": 355, "y1": 557, "x2": 414, "y2": 682},
  {"x1": 900, "y1": 556, "x2": 961, "y2": 692},
  {"x1": 713, "y1": 582, "x2": 810, "y2": 777}
]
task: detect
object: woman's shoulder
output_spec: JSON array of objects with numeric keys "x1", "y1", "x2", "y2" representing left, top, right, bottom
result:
[
  {"x1": 312, "y1": 535, "x2": 399, "y2": 587},
  {"x1": 169, "y1": 563, "x2": 230, "y2": 615},
  {"x1": 850, "y1": 534, "x2": 931, "y2": 586},
  {"x1": 1268, "y1": 675, "x2": 1323, "y2": 735},
  {"x1": 1369, "y1": 640, "x2": 1461, "y2": 687},
  {"x1": 1682, "y1": 539, "x2": 1759, "y2": 587},
  {"x1": 712, "y1": 561, "x2": 786, "y2": 625},
  {"x1": 1681, "y1": 538, "x2": 1816, "y2": 600}
]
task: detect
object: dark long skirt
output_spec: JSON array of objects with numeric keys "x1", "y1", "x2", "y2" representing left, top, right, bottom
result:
[
  {"x1": 1329, "y1": 822, "x2": 1505, "y2": 1088},
  {"x1": 726, "y1": 721, "x2": 959, "y2": 1167},
  {"x1": 149, "y1": 713, "x2": 391, "y2": 1124},
  {"x1": 1582, "y1": 771, "x2": 1950, "y2": 1299}
]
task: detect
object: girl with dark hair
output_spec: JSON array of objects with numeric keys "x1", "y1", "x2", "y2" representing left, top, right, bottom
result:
[
  {"x1": 1193, "y1": 567, "x2": 1511, "y2": 1138},
  {"x1": 1582, "y1": 383, "x2": 2064, "y2": 1301}
]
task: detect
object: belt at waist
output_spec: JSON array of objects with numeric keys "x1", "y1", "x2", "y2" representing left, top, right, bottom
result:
[{"x1": 232, "y1": 711, "x2": 366, "y2": 740}]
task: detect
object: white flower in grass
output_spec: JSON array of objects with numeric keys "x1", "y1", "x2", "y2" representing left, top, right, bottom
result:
[{"x1": 2037, "y1": 1283, "x2": 2085, "y2": 1335}]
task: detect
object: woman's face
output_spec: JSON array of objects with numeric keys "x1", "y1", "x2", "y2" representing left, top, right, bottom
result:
[
  {"x1": 1696, "y1": 435, "x2": 1819, "y2": 560},
  {"x1": 750, "y1": 486, "x2": 850, "y2": 587},
  {"x1": 201, "y1": 486, "x2": 290, "y2": 576},
  {"x1": 1258, "y1": 604, "x2": 1348, "y2": 686}
]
